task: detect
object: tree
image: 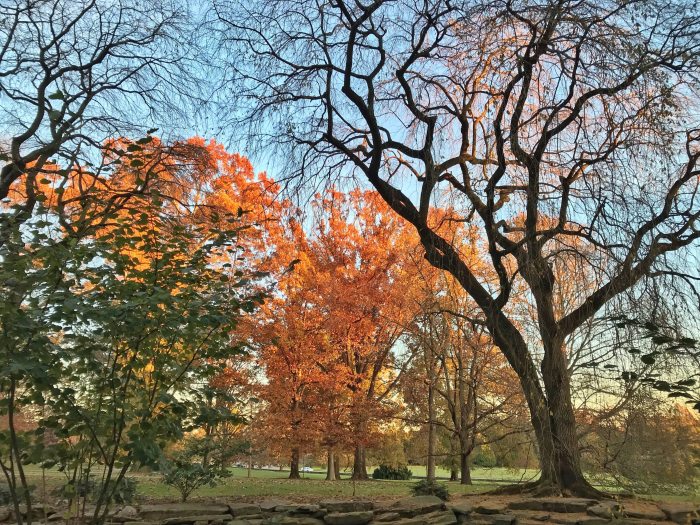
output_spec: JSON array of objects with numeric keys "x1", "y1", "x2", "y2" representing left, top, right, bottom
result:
[
  {"x1": 0, "y1": 0, "x2": 195, "y2": 244},
  {"x1": 216, "y1": 0, "x2": 700, "y2": 496},
  {"x1": 0, "y1": 141, "x2": 265, "y2": 525}
]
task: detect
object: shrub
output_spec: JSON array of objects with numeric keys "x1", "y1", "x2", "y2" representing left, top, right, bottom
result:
[
  {"x1": 372, "y1": 464, "x2": 412, "y2": 480},
  {"x1": 472, "y1": 445, "x2": 497, "y2": 468},
  {"x1": 100, "y1": 477, "x2": 138, "y2": 504},
  {"x1": 411, "y1": 479, "x2": 449, "y2": 501},
  {"x1": 160, "y1": 437, "x2": 231, "y2": 502}
]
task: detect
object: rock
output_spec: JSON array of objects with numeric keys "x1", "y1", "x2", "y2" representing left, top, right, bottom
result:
[
  {"x1": 230, "y1": 505, "x2": 263, "y2": 518},
  {"x1": 18, "y1": 504, "x2": 56, "y2": 519},
  {"x1": 275, "y1": 506, "x2": 321, "y2": 515},
  {"x1": 261, "y1": 501, "x2": 293, "y2": 513},
  {"x1": 263, "y1": 516, "x2": 325, "y2": 525},
  {"x1": 423, "y1": 510, "x2": 457, "y2": 525},
  {"x1": 140, "y1": 505, "x2": 230, "y2": 522},
  {"x1": 659, "y1": 503, "x2": 700, "y2": 524},
  {"x1": 446, "y1": 503, "x2": 471, "y2": 517},
  {"x1": 391, "y1": 497, "x2": 445, "y2": 517},
  {"x1": 624, "y1": 507, "x2": 667, "y2": 522},
  {"x1": 574, "y1": 518, "x2": 610, "y2": 525},
  {"x1": 474, "y1": 504, "x2": 506, "y2": 516},
  {"x1": 374, "y1": 513, "x2": 402, "y2": 522},
  {"x1": 162, "y1": 515, "x2": 234, "y2": 525},
  {"x1": 588, "y1": 502, "x2": 622, "y2": 519},
  {"x1": 112, "y1": 506, "x2": 140, "y2": 522},
  {"x1": 386, "y1": 518, "x2": 429, "y2": 525},
  {"x1": 0, "y1": 508, "x2": 12, "y2": 522},
  {"x1": 487, "y1": 514, "x2": 517, "y2": 525},
  {"x1": 324, "y1": 512, "x2": 373, "y2": 525},
  {"x1": 508, "y1": 498, "x2": 598, "y2": 514},
  {"x1": 47, "y1": 515, "x2": 64, "y2": 523},
  {"x1": 322, "y1": 503, "x2": 374, "y2": 514},
  {"x1": 532, "y1": 516, "x2": 551, "y2": 522}
]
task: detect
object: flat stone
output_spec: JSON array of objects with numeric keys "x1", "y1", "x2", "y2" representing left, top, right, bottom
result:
[
  {"x1": 18, "y1": 505, "x2": 56, "y2": 519},
  {"x1": 388, "y1": 519, "x2": 429, "y2": 525},
  {"x1": 111, "y1": 506, "x2": 140, "y2": 522},
  {"x1": 423, "y1": 510, "x2": 457, "y2": 525},
  {"x1": 230, "y1": 520, "x2": 263, "y2": 525},
  {"x1": 324, "y1": 512, "x2": 373, "y2": 525},
  {"x1": 261, "y1": 501, "x2": 293, "y2": 513},
  {"x1": 126, "y1": 522, "x2": 160, "y2": 525},
  {"x1": 322, "y1": 503, "x2": 373, "y2": 514},
  {"x1": 488, "y1": 514, "x2": 517, "y2": 525},
  {"x1": 588, "y1": 502, "x2": 622, "y2": 519},
  {"x1": 263, "y1": 517, "x2": 325, "y2": 525},
  {"x1": 230, "y1": 505, "x2": 262, "y2": 518},
  {"x1": 624, "y1": 507, "x2": 667, "y2": 521},
  {"x1": 446, "y1": 504, "x2": 471, "y2": 517},
  {"x1": 508, "y1": 498, "x2": 598, "y2": 514},
  {"x1": 275, "y1": 506, "x2": 321, "y2": 515},
  {"x1": 162, "y1": 515, "x2": 234, "y2": 525},
  {"x1": 140, "y1": 505, "x2": 230, "y2": 522},
  {"x1": 0, "y1": 508, "x2": 11, "y2": 522},
  {"x1": 659, "y1": 503, "x2": 700, "y2": 524},
  {"x1": 374, "y1": 513, "x2": 402, "y2": 522},
  {"x1": 574, "y1": 518, "x2": 611, "y2": 525},
  {"x1": 47, "y1": 515, "x2": 64, "y2": 523},
  {"x1": 391, "y1": 497, "x2": 445, "y2": 517},
  {"x1": 474, "y1": 504, "x2": 506, "y2": 516}
]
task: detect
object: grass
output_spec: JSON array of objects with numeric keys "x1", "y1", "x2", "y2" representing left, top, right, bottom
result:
[{"x1": 15, "y1": 465, "x2": 699, "y2": 504}]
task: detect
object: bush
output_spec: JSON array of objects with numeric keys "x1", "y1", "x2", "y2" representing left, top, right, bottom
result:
[
  {"x1": 161, "y1": 437, "x2": 231, "y2": 502},
  {"x1": 372, "y1": 464, "x2": 412, "y2": 480},
  {"x1": 100, "y1": 477, "x2": 138, "y2": 504},
  {"x1": 53, "y1": 474, "x2": 96, "y2": 500},
  {"x1": 411, "y1": 479, "x2": 449, "y2": 501},
  {"x1": 0, "y1": 483, "x2": 10, "y2": 505},
  {"x1": 472, "y1": 445, "x2": 497, "y2": 468},
  {"x1": 53, "y1": 475, "x2": 137, "y2": 504}
]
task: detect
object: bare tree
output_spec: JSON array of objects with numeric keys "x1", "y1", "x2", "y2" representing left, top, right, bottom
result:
[
  {"x1": 214, "y1": 0, "x2": 700, "y2": 496},
  {"x1": 0, "y1": 0, "x2": 197, "y2": 241}
]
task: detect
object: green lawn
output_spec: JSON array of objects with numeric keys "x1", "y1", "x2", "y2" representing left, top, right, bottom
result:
[{"x1": 17, "y1": 465, "x2": 699, "y2": 504}]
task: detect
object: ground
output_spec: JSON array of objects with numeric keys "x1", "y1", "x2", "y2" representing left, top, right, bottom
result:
[{"x1": 20, "y1": 466, "x2": 699, "y2": 504}]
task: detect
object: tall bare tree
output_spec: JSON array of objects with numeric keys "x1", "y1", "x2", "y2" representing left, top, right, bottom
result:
[
  {"x1": 215, "y1": 0, "x2": 700, "y2": 496},
  {"x1": 0, "y1": 0, "x2": 195, "y2": 240}
]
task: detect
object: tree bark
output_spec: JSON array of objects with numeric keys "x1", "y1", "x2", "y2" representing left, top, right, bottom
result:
[
  {"x1": 351, "y1": 444, "x2": 368, "y2": 480},
  {"x1": 289, "y1": 448, "x2": 300, "y2": 479},
  {"x1": 426, "y1": 381, "x2": 436, "y2": 482},
  {"x1": 449, "y1": 435, "x2": 459, "y2": 481},
  {"x1": 325, "y1": 449, "x2": 336, "y2": 481},
  {"x1": 460, "y1": 453, "x2": 472, "y2": 485},
  {"x1": 334, "y1": 453, "x2": 341, "y2": 479}
]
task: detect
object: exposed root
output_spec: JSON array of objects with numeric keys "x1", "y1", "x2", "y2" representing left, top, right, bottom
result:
[{"x1": 488, "y1": 478, "x2": 609, "y2": 499}]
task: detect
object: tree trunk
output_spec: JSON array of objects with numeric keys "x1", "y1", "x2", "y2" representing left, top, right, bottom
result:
[
  {"x1": 351, "y1": 444, "x2": 368, "y2": 480},
  {"x1": 325, "y1": 449, "x2": 336, "y2": 481},
  {"x1": 289, "y1": 448, "x2": 300, "y2": 479},
  {"x1": 538, "y1": 337, "x2": 597, "y2": 496},
  {"x1": 460, "y1": 452, "x2": 472, "y2": 485},
  {"x1": 497, "y1": 335, "x2": 601, "y2": 497},
  {"x1": 334, "y1": 453, "x2": 341, "y2": 479},
  {"x1": 426, "y1": 381, "x2": 436, "y2": 482},
  {"x1": 449, "y1": 436, "x2": 459, "y2": 481}
]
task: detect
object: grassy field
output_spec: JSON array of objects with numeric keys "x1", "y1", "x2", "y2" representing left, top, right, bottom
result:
[
  {"x1": 18, "y1": 465, "x2": 699, "y2": 504},
  {"x1": 19, "y1": 465, "x2": 534, "y2": 502}
]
